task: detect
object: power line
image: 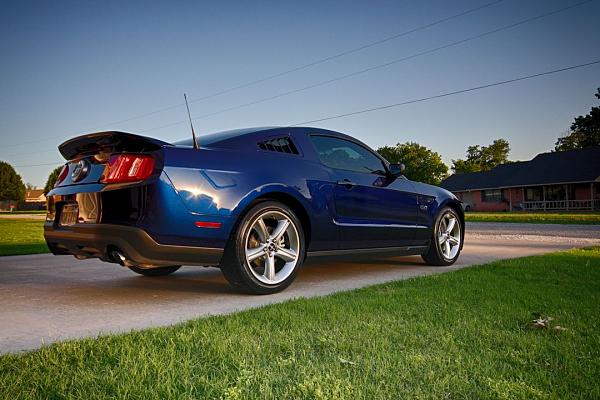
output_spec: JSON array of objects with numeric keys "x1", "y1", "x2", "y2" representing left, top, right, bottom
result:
[
  {"x1": 290, "y1": 60, "x2": 600, "y2": 125},
  {"x1": 137, "y1": 0, "x2": 593, "y2": 133},
  {"x1": 1, "y1": 0, "x2": 504, "y2": 149},
  {"x1": 9, "y1": 148, "x2": 58, "y2": 158},
  {"x1": 13, "y1": 162, "x2": 62, "y2": 168},
  {"x1": 6, "y1": 0, "x2": 596, "y2": 164},
  {"x1": 12, "y1": 60, "x2": 600, "y2": 168},
  {"x1": 183, "y1": 0, "x2": 505, "y2": 106},
  {"x1": 11, "y1": 0, "x2": 590, "y2": 157}
]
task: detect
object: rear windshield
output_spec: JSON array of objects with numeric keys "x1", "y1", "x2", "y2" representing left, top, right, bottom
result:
[{"x1": 173, "y1": 127, "x2": 277, "y2": 147}]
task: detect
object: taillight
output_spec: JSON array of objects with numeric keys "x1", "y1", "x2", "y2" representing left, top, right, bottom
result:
[
  {"x1": 101, "y1": 154, "x2": 155, "y2": 183},
  {"x1": 54, "y1": 165, "x2": 69, "y2": 187}
]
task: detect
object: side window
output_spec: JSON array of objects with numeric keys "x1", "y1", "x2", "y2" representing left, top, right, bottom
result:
[{"x1": 310, "y1": 135, "x2": 386, "y2": 175}]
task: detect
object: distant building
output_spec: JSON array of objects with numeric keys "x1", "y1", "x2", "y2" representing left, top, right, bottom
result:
[
  {"x1": 25, "y1": 189, "x2": 46, "y2": 203},
  {"x1": 441, "y1": 146, "x2": 600, "y2": 212},
  {"x1": 20, "y1": 189, "x2": 47, "y2": 211}
]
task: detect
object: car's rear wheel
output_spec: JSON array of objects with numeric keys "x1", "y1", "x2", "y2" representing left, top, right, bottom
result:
[
  {"x1": 220, "y1": 201, "x2": 305, "y2": 294},
  {"x1": 128, "y1": 265, "x2": 181, "y2": 276},
  {"x1": 421, "y1": 207, "x2": 462, "y2": 266}
]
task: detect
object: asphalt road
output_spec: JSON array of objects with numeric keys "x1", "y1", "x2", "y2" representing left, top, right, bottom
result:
[{"x1": 0, "y1": 222, "x2": 598, "y2": 354}]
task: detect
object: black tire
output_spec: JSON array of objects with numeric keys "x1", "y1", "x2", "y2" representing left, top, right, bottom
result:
[
  {"x1": 421, "y1": 207, "x2": 462, "y2": 266},
  {"x1": 128, "y1": 265, "x2": 181, "y2": 277},
  {"x1": 220, "y1": 200, "x2": 305, "y2": 294}
]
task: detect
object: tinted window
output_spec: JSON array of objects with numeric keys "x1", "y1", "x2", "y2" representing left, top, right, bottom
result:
[
  {"x1": 258, "y1": 137, "x2": 299, "y2": 154},
  {"x1": 310, "y1": 135, "x2": 386, "y2": 174}
]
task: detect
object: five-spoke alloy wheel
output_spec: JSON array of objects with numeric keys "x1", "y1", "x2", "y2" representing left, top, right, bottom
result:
[
  {"x1": 421, "y1": 207, "x2": 462, "y2": 266},
  {"x1": 220, "y1": 201, "x2": 305, "y2": 294},
  {"x1": 244, "y1": 210, "x2": 301, "y2": 285}
]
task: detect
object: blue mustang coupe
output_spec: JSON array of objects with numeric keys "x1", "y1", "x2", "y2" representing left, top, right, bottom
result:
[{"x1": 44, "y1": 127, "x2": 464, "y2": 294}]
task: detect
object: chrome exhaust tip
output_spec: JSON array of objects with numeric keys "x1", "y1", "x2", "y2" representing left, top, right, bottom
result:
[{"x1": 109, "y1": 249, "x2": 133, "y2": 267}]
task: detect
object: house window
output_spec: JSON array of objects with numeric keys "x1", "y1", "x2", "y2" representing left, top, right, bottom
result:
[
  {"x1": 481, "y1": 189, "x2": 502, "y2": 202},
  {"x1": 525, "y1": 187, "x2": 543, "y2": 201},
  {"x1": 545, "y1": 185, "x2": 565, "y2": 201}
]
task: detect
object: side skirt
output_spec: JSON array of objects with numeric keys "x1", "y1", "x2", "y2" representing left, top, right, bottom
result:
[{"x1": 306, "y1": 245, "x2": 428, "y2": 258}]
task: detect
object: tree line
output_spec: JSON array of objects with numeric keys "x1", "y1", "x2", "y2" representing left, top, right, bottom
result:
[{"x1": 1, "y1": 88, "x2": 598, "y2": 202}]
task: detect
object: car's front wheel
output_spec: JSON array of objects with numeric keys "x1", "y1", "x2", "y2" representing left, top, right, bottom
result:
[
  {"x1": 421, "y1": 207, "x2": 462, "y2": 266},
  {"x1": 220, "y1": 201, "x2": 305, "y2": 294}
]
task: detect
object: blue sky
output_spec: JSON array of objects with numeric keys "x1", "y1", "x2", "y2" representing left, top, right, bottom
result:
[{"x1": 1, "y1": 0, "x2": 599, "y2": 187}]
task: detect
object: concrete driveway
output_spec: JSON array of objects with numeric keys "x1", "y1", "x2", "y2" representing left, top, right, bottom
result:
[{"x1": 0, "y1": 222, "x2": 598, "y2": 354}]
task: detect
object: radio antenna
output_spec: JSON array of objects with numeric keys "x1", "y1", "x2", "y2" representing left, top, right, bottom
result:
[{"x1": 184, "y1": 93, "x2": 199, "y2": 149}]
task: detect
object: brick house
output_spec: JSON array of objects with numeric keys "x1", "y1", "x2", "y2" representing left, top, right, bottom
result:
[{"x1": 440, "y1": 146, "x2": 600, "y2": 212}]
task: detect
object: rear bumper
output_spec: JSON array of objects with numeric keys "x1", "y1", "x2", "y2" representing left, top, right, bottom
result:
[{"x1": 44, "y1": 223, "x2": 224, "y2": 267}]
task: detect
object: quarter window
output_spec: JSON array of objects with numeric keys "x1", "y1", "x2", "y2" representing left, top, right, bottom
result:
[
  {"x1": 309, "y1": 135, "x2": 386, "y2": 175},
  {"x1": 258, "y1": 137, "x2": 299, "y2": 154}
]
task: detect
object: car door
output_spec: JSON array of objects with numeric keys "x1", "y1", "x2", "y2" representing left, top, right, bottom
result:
[{"x1": 309, "y1": 135, "x2": 419, "y2": 249}]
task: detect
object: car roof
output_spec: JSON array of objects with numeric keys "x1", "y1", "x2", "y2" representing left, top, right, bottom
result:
[
  {"x1": 172, "y1": 126, "x2": 356, "y2": 147},
  {"x1": 170, "y1": 126, "x2": 387, "y2": 163}
]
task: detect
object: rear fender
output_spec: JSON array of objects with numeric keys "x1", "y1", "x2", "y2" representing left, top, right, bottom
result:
[
  {"x1": 139, "y1": 172, "x2": 236, "y2": 249},
  {"x1": 161, "y1": 145, "x2": 338, "y2": 251}
]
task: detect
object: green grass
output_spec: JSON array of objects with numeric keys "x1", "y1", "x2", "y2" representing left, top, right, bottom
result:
[
  {"x1": 0, "y1": 218, "x2": 48, "y2": 256},
  {"x1": 466, "y1": 211, "x2": 600, "y2": 225},
  {"x1": 1, "y1": 248, "x2": 599, "y2": 399}
]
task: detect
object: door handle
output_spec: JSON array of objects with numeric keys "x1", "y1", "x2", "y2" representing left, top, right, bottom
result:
[{"x1": 337, "y1": 179, "x2": 356, "y2": 188}]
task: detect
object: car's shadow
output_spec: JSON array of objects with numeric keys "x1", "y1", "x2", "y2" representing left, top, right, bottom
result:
[
  {"x1": 101, "y1": 255, "x2": 425, "y2": 294},
  {"x1": 37, "y1": 254, "x2": 428, "y2": 302}
]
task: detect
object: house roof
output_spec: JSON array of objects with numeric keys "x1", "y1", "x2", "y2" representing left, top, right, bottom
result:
[
  {"x1": 441, "y1": 146, "x2": 600, "y2": 192},
  {"x1": 26, "y1": 189, "x2": 45, "y2": 199}
]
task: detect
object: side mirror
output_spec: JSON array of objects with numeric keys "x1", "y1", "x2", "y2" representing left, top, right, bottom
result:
[{"x1": 388, "y1": 163, "x2": 405, "y2": 177}]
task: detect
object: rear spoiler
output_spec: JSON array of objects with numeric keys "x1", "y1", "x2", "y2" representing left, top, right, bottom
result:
[{"x1": 58, "y1": 131, "x2": 170, "y2": 160}]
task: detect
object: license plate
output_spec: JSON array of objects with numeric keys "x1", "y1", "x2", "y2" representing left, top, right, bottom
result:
[{"x1": 60, "y1": 203, "x2": 79, "y2": 226}]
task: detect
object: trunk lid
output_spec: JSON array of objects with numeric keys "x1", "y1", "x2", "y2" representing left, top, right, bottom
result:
[
  {"x1": 54, "y1": 131, "x2": 168, "y2": 188},
  {"x1": 59, "y1": 131, "x2": 169, "y2": 160}
]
